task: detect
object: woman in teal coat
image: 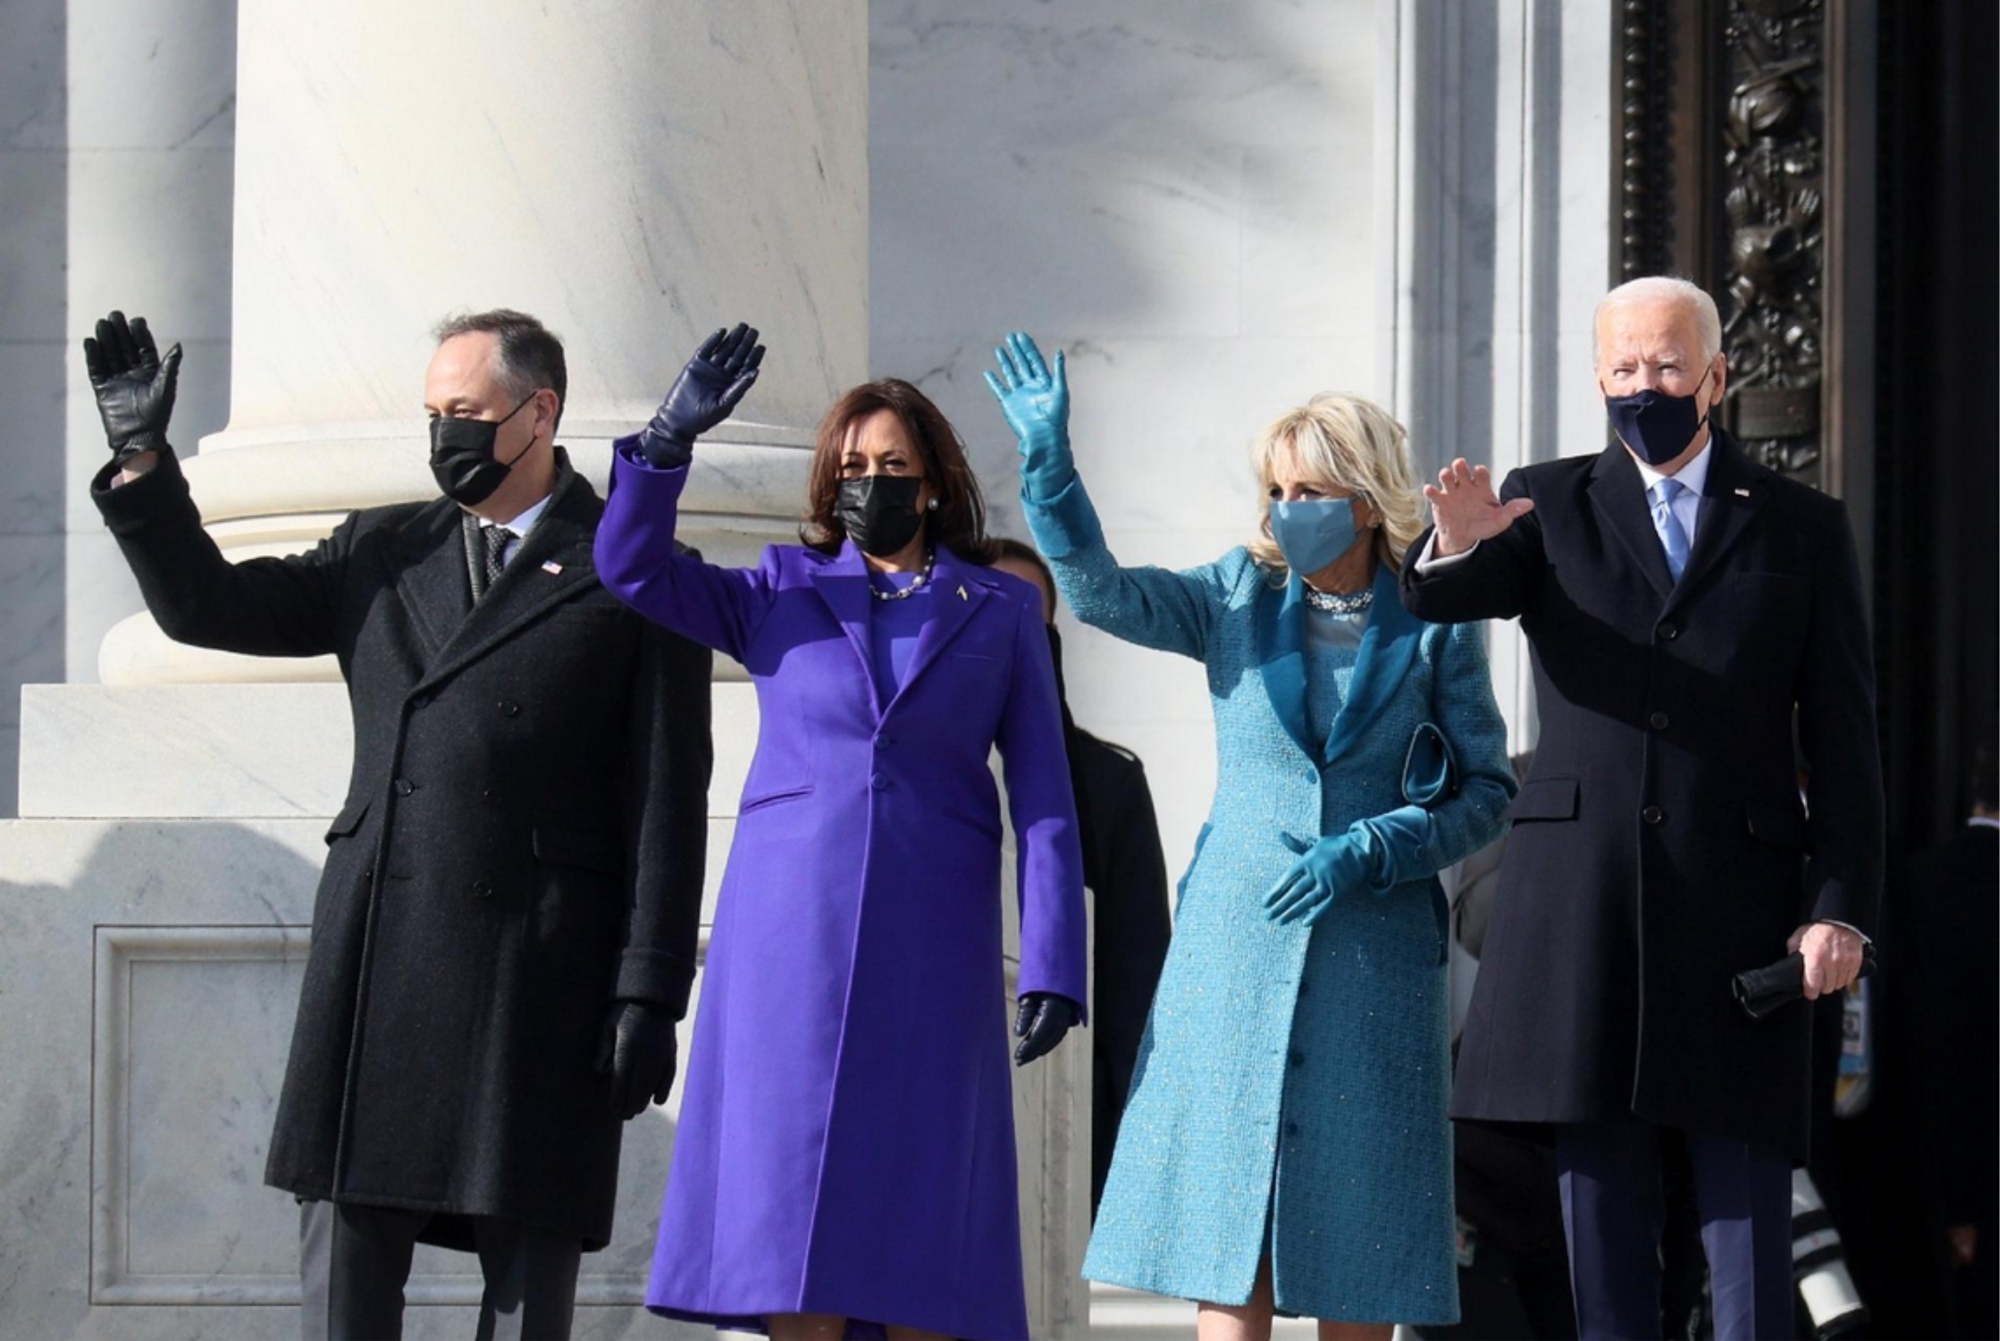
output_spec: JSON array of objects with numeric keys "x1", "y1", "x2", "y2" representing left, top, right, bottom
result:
[{"x1": 985, "y1": 335, "x2": 1515, "y2": 1337}]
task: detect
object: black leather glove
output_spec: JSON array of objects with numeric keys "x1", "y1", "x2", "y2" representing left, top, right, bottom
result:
[
  {"x1": 1012, "y1": 991, "x2": 1080, "y2": 1067},
  {"x1": 595, "y1": 1000, "x2": 679, "y2": 1118},
  {"x1": 635, "y1": 322, "x2": 765, "y2": 467},
  {"x1": 83, "y1": 310, "x2": 182, "y2": 462}
]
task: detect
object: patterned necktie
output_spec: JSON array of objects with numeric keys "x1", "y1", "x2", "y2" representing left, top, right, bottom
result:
[
  {"x1": 481, "y1": 525, "x2": 514, "y2": 598},
  {"x1": 1650, "y1": 478, "x2": 1690, "y2": 582}
]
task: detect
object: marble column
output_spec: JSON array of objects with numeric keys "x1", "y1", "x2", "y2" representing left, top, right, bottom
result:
[
  {"x1": 1, "y1": 2, "x2": 866, "y2": 1336},
  {"x1": 1377, "y1": 0, "x2": 1614, "y2": 755},
  {"x1": 102, "y1": 0, "x2": 868, "y2": 685},
  {"x1": 0, "y1": 0, "x2": 236, "y2": 816}
]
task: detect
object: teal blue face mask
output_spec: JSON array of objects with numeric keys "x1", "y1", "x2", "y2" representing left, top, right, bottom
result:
[{"x1": 1269, "y1": 497, "x2": 1360, "y2": 575}]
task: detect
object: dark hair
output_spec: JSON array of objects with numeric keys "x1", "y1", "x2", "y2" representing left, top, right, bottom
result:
[
  {"x1": 432, "y1": 308, "x2": 568, "y2": 429},
  {"x1": 990, "y1": 536, "x2": 1057, "y2": 617},
  {"x1": 802, "y1": 379, "x2": 996, "y2": 562}
]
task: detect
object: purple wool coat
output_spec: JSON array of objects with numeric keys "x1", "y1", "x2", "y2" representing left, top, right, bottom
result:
[{"x1": 594, "y1": 447, "x2": 1089, "y2": 1340}]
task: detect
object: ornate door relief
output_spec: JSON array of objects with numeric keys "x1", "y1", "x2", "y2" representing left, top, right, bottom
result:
[{"x1": 1615, "y1": 0, "x2": 1850, "y2": 494}]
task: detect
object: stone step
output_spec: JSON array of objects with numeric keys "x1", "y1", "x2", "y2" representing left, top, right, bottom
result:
[{"x1": 1089, "y1": 1284, "x2": 1327, "y2": 1339}]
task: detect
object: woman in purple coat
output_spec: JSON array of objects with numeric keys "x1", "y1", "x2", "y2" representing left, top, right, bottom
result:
[{"x1": 593, "y1": 325, "x2": 1090, "y2": 1341}]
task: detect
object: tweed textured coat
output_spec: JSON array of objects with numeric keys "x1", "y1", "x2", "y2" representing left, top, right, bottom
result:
[
  {"x1": 594, "y1": 448, "x2": 1088, "y2": 1341},
  {"x1": 92, "y1": 448, "x2": 714, "y2": 1251},
  {"x1": 1024, "y1": 476, "x2": 1513, "y2": 1324}
]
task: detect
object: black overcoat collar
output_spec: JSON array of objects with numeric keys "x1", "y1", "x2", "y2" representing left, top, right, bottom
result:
[
  {"x1": 1586, "y1": 427, "x2": 1769, "y2": 609},
  {"x1": 391, "y1": 448, "x2": 603, "y2": 689}
]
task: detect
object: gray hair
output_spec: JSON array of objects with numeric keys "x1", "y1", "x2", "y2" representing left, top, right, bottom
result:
[
  {"x1": 1593, "y1": 276, "x2": 1722, "y2": 364},
  {"x1": 432, "y1": 308, "x2": 568, "y2": 427}
]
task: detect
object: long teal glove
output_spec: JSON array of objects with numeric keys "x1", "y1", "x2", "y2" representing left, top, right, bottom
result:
[
  {"x1": 983, "y1": 331, "x2": 1076, "y2": 503},
  {"x1": 1263, "y1": 829, "x2": 1384, "y2": 926}
]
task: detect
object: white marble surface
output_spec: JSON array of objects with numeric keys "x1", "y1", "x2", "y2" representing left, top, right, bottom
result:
[
  {"x1": 1377, "y1": 0, "x2": 1613, "y2": 754},
  {"x1": 0, "y1": 0, "x2": 239, "y2": 824},
  {"x1": 215, "y1": 0, "x2": 866, "y2": 456},
  {"x1": 19, "y1": 682, "x2": 763, "y2": 822},
  {"x1": 871, "y1": 0, "x2": 1382, "y2": 884},
  {"x1": 0, "y1": 815, "x2": 710, "y2": 1338}
]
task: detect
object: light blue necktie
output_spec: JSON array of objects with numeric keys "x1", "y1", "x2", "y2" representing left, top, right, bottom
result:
[{"x1": 1650, "y1": 478, "x2": 1690, "y2": 582}]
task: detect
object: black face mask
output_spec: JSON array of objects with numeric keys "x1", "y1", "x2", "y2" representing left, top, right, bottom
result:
[
  {"x1": 429, "y1": 394, "x2": 538, "y2": 507},
  {"x1": 835, "y1": 475, "x2": 926, "y2": 557}
]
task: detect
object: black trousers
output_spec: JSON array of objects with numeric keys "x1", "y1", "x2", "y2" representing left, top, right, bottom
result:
[{"x1": 299, "y1": 1200, "x2": 582, "y2": 1341}]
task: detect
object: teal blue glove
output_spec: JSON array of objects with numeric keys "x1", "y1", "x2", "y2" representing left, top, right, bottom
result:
[
  {"x1": 1263, "y1": 829, "x2": 1384, "y2": 926},
  {"x1": 983, "y1": 331, "x2": 1076, "y2": 502}
]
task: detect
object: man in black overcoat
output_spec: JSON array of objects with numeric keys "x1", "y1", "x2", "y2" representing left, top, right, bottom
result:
[
  {"x1": 1399, "y1": 277, "x2": 1883, "y2": 1340},
  {"x1": 990, "y1": 539, "x2": 1172, "y2": 1216},
  {"x1": 83, "y1": 308, "x2": 714, "y2": 1340}
]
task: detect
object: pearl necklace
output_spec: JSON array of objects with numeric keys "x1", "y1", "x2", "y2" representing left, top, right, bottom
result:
[
  {"x1": 870, "y1": 547, "x2": 937, "y2": 601},
  {"x1": 1303, "y1": 585, "x2": 1373, "y2": 615}
]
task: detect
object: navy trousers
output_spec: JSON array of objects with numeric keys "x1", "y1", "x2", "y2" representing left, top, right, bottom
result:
[{"x1": 1555, "y1": 1124, "x2": 1793, "y2": 1340}]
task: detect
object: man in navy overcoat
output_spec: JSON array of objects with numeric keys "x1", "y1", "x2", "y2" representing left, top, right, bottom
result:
[{"x1": 1400, "y1": 276, "x2": 1883, "y2": 1339}]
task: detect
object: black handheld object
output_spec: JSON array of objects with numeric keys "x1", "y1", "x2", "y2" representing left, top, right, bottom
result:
[{"x1": 1732, "y1": 944, "x2": 1877, "y2": 1021}]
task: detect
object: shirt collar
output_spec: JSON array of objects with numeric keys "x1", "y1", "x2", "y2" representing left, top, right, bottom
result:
[
  {"x1": 1632, "y1": 436, "x2": 1714, "y2": 501},
  {"x1": 1971, "y1": 816, "x2": 2000, "y2": 831},
  {"x1": 483, "y1": 491, "x2": 553, "y2": 536}
]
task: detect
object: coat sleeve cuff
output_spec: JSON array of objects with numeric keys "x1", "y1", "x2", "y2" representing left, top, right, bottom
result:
[
  {"x1": 615, "y1": 430, "x2": 692, "y2": 470},
  {"x1": 91, "y1": 445, "x2": 194, "y2": 531},
  {"x1": 1019, "y1": 472, "x2": 1103, "y2": 560},
  {"x1": 1353, "y1": 806, "x2": 1431, "y2": 892},
  {"x1": 615, "y1": 948, "x2": 697, "y2": 1018},
  {"x1": 1413, "y1": 531, "x2": 1480, "y2": 574}
]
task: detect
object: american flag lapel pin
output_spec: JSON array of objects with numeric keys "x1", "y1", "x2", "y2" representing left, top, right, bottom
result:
[{"x1": 541, "y1": 559, "x2": 565, "y2": 574}]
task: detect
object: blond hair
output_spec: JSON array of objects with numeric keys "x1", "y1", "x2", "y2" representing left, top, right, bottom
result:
[{"x1": 1247, "y1": 393, "x2": 1426, "y2": 577}]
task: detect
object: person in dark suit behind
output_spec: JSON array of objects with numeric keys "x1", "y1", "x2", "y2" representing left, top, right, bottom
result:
[
  {"x1": 1399, "y1": 275, "x2": 1884, "y2": 1341},
  {"x1": 1907, "y1": 747, "x2": 1999, "y2": 1337},
  {"x1": 83, "y1": 308, "x2": 714, "y2": 1341},
  {"x1": 989, "y1": 536, "x2": 1173, "y2": 1217}
]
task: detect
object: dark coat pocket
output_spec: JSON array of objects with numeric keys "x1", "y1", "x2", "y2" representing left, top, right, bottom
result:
[
  {"x1": 1504, "y1": 775, "x2": 1579, "y2": 823},
  {"x1": 324, "y1": 799, "x2": 371, "y2": 845}
]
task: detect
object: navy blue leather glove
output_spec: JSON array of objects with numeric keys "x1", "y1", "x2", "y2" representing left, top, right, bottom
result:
[
  {"x1": 1013, "y1": 991, "x2": 1080, "y2": 1066},
  {"x1": 84, "y1": 310, "x2": 182, "y2": 462},
  {"x1": 596, "y1": 1000, "x2": 679, "y2": 1118},
  {"x1": 1263, "y1": 830, "x2": 1383, "y2": 926},
  {"x1": 983, "y1": 331, "x2": 1077, "y2": 503},
  {"x1": 636, "y1": 322, "x2": 765, "y2": 468}
]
